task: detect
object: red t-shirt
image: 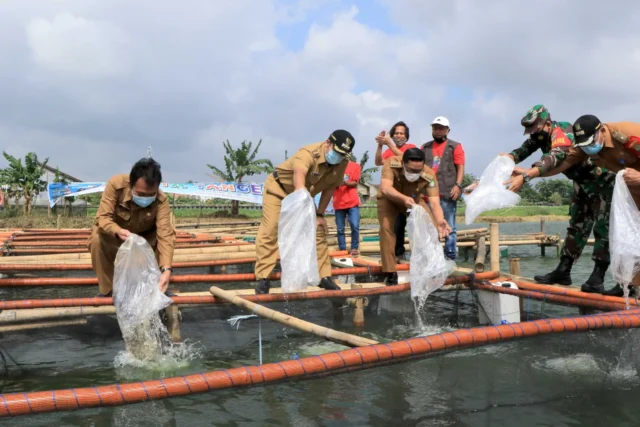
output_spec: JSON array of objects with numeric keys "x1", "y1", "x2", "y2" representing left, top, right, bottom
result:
[
  {"x1": 332, "y1": 162, "x2": 361, "y2": 210},
  {"x1": 382, "y1": 143, "x2": 417, "y2": 160},
  {"x1": 428, "y1": 141, "x2": 465, "y2": 174}
]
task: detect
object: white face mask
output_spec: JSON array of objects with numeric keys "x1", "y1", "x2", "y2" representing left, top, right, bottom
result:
[
  {"x1": 393, "y1": 136, "x2": 407, "y2": 147},
  {"x1": 404, "y1": 170, "x2": 421, "y2": 182}
]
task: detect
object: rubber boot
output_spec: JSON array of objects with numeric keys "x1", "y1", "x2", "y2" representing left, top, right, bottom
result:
[
  {"x1": 603, "y1": 283, "x2": 637, "y2": 298},
  {"x1": 580, "y1": 261, "x2": 609, "y2": 294},
  {"x1": 255, "y1": 279, "x2": 270, "y2": 295},
  {"x1": 533, "y1": 256, "x2": 573, "y2": 286},
  {"x1": 384, "y1": 272, "x2": 398, "y2": 286},
  {"x1": 318, "y1": 277, "x2": 341, "y2": 291}
]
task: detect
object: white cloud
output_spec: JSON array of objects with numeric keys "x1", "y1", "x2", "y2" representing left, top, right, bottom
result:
[
  {"x1": 0, "y1": 0, "x2": 638, "y2": 185},
  {"x1": 26, "y1": 13, "x2": 130, "y2": 78}
]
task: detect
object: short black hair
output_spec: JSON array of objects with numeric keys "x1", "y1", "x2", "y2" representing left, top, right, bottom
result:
[
  {"x1": 130, "y1": 158, "x2": 162, "y2": 188},
  {"x1": 402, "y1": 148, "x2": 425, "y2": 163},
  {"x1": 390, "y1": 121, "x2": 410, "y2": 141}
]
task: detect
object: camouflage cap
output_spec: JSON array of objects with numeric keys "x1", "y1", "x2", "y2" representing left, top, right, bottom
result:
[{"x1": 520, "y1": 104, "x2": 551, "y2": 135}]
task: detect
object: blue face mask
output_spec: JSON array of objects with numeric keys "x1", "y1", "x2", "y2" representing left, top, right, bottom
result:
[
  {"x1": 132, "y1": 194, "x2": 156, "y2": 208},
  {"x1": 581, "y1": 142, "x2": 603, "y2": 156},
  {"x1": 325, "y1": 149, "x2": 344, "y2": 165}
]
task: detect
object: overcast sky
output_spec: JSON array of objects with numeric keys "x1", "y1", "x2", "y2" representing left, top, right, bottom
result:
[{"x1": 1, "y1": 0, "x2": 639, "y2": 184}]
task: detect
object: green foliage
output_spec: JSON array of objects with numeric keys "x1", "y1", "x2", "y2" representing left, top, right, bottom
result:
[
  {"x1": 549, "y1": 192, "x2": 564, "y2": 205},
  {"x1": 351, "y1": 151, "x2": 378, "y2": 185},
  {"x1": 207, "y1": 140, "x2": 273, "y2": 216},
  {"x1": 0, "y1": 152, "x2": 48, "y2": 215},
  {"x1": 534, "y1": 179, "x2": 573, "y2": 204},
  {"x1": 207, "y1": 140, "x2": 274, "y2": 182},
  {"x1": 461, "y1": 173, "x2": 477, "y2": 187}
]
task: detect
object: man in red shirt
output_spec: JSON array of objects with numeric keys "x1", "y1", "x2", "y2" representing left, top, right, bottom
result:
[
  {"x1": 422, "y1": 116, "x2": 466, "y2": 260},
  {"x1": 332, "y1": 160, "x2": 362, "y2": 256},
  {"x1": 375, "y1": 121, "x2": 417, "y2": 260}
]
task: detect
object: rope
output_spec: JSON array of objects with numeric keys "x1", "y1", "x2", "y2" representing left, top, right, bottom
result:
[{"x1": 226, "y1": 312, "x2": 263, "y2": 365}]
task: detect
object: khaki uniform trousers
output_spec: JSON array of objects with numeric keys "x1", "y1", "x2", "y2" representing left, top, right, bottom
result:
[
  {"x1": 377, "y1": 197, "x2": 432, "y2": 273},
  {"x1": 88, "y1": 228, "x2": 159, "y2": 295},
  {"x1": 254, "y1": 175, "x2": 332, "y2": 280}
]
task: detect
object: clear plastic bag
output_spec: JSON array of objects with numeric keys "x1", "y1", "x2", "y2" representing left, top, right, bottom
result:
[
  {"x1": 464, "y1": 156, "x2": 521, "y2": 225},
  {"x1": 407, "y1": 205, "x2": 456, "y2": 302},
  {"x1": 113, "y1": 234, "x2": 172, "y2": 361},
  {"x1": 278, "y1": 188, "x2": 320, "y2": 292},
  {"x1": 610, "y1": 170, "x2": 640, "y2": 293}
]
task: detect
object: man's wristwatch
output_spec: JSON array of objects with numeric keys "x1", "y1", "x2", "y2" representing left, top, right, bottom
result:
[
  {"x1": 160, "y1": 267, "x2": 173, "y2": 274},
  {"x1": 522, "y1": 172, "x2": 531, "y2": 183},
  {"x1": 455, "y1": 183, "x2": 462, "y2": 189},
  {"x1": 316, "y1": 212, "x2": 324, "y2": 217}
]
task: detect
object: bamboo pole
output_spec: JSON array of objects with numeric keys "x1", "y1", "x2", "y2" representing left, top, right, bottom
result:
[
  {"x1": 490, "y1": 223, "x2": 500, "y2": 272},
  {"x1": 474, "y1": 234, "x2": 487, "y2": 273},
  {"x1": 209, "y1": 286, "x2": 378, "y2": 348},
  {"x1": 0, "y1": 306, "x2": 115, "y2": 324}
]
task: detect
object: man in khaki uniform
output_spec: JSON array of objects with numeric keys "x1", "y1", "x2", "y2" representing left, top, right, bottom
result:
[
  {"x1": 377, "y1": 148, "x2": 451, "y2": 285},
  {"x1": 89, "y1": 158, "x2": 176, "y2": 297},
  {"x1": 548, "y1": 115, "x2": 640, "y2": 296},
  {"x1": 255, "y1": 130, "x2": 356, "y2": 294}
]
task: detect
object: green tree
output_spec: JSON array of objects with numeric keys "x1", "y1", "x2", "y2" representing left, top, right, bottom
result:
[
  {"x1": 351, "y1": 151, "x2": 379, "y2": 185},
  {"x1": 461, "y1": 173, "x2": 477, "y2": 188},
  {"x1": 549, "y1": 192, "x2": 563, "y2": 206},
  {"x1": 535, "y1": 179, "x2": 573, "y2": 204},
  {"x1": 207, "y1": 140, "x2": 273, "y2": 216},
  {"x1": 0, "y1": 152, "x2": 48, "y2": 216}
]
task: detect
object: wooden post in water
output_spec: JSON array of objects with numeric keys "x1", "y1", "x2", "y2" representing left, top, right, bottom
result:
[
  {"x1": 540, "y1": 219, "x2": 546, "y2": 256},
  {"x1": 474, "y1": 234, "x2": 487, "y2": 273},
  {"x1": 56, "y1": 215, "x2": 61, "y2": 231},
  {"x1": 347, "y1": 283, "x2": 365, "y2": 328},
  {"x1": 490, "y1": 223, "x2": 500, "y2": 272},
  {"x1": 509, "y1": 257, "x2": 524, "y2": 320},
  {"x1": 165, "y1": 304, "x2": 181, "y2": 343},
  {"x1": 210, "y1": 286, "x2": 378, "y2": 347}
]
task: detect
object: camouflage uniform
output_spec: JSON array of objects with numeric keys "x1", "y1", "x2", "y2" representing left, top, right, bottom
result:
[{"x1": 509, "y1": 105, "x2": 614, "y2": 263}]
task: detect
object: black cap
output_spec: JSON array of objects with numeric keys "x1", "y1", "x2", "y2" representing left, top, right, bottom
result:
[
  {"x1": 329, "y1": 130, "x2": 355, "y2": 154},
  {"x1": 573, "y1": 114, "x2": 603, "y2": 146}
]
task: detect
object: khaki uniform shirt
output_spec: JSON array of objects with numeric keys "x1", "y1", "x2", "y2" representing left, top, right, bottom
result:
[
  {"x1": 274, "y1": 142, "x2": 348, "y2": 196},
  {"x1": 93, "y1": 174, "x2": 175, "y2": 268},
  {"x1": 564, "y1": 122, "x2": 640, "y2": 205},
  {"x1": 378, "y1": 156, "x2": 440, "y2": 202}
]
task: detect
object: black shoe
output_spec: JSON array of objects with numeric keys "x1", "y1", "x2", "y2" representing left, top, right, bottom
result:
[
  {"x1": 603, "y1": 284, "x2": 637, "y2": 298},
  {"x1": 579, "y1": 261, "x2": 609, "y2": 295},
  {"x1": 533, "y1": 256, "x2": 573, "y2": 285},
  {"x1": 318, "y1": 277, "x2": 341, "y2": 291},
  {"x1": 384, "y1": 272, "x2": 398, "y2": 286},
  {"x1": 165, "y1": 290, "x2": 177, "y2": 297},
  {"x1": 255, "y1": 279, "x2": 271, "y2": 295},
  {"x1": 95, "y1": 291, "x2": 112, "y2": 298}
]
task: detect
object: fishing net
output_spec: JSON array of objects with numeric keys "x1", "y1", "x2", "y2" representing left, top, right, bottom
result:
[
  {"x1": 464, "y1": 155, "x2": 521, "y2": 225},
  {"x1": 407, "y1": 205, "x2": 456, "y2": 303},
  {"x1": 113, "y1": 234, "x2": 172, "y2": 362},
  {"x1": 610, "y1": 170, "x2": 640, "y2": 303},
  {"x1": 278, "y1": 188, "x2": 320, "y2": 292}
]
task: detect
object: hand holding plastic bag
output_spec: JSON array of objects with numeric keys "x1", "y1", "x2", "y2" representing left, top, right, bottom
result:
[
  {"x1": 113, "y1": 234, "x2": 172, "y2": 360},
  {"x1": 464, "y1": 155, "x2": 521, "y2": 225},
  {"x1": 610, "y1": 170, "x2": 640, "y2": 295},
  {"x1": 278, "y1": 189, "x2": 320, "y2": 292},
  {"x1": 407, "y1": 205, "x2": 456, "y2": 301}
]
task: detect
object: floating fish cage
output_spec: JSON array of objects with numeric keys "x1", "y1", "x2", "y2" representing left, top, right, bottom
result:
[{"x1": 0, "y1": 222, "x2": 635, "y2": 424}]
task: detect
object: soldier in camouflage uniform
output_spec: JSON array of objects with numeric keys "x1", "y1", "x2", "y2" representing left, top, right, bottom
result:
[{"x1": 503, "y1": 105, "x2": 615, "y2": 294}]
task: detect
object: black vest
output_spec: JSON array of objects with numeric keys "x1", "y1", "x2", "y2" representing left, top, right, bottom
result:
[{"x1": 422, "y1": 139, "x2": 459, "y2": 198}]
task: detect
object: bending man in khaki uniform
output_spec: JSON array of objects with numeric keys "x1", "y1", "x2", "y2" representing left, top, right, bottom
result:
[
  {"x1": 544, "y1": 115, "x2": 640, "y2": 296},
  {"x1": 255, "y1": 130, "x2": 356, "y2": 294},
  {"x1": 377, "y1": 148, "x2": 451, "y2": 285},
  {"x1": 89, "y1": 158, "x2": 176, "y2": 297}
]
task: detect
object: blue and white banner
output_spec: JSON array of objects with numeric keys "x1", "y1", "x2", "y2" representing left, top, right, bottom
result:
[{"x1": 48, "y1": 181, "x2": 335, "y2": 214}]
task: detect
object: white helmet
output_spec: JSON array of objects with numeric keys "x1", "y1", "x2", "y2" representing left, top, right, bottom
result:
[{"x1": 431, "y1": 116, "x2": 450, "y2": 127}]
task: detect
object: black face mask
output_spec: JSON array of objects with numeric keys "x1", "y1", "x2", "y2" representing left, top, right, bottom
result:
[
  {"x1": 432, "y1": 134, "x2": 447, "y2": 143},
  {"x1": 531, "y1": 130, "x2": 549, "y2": 141}
]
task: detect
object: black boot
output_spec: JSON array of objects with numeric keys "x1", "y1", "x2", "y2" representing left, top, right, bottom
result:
[
  {"x1": 384, "y1": 272, "x2": 398, "y2": 286},
  {"x1": 603, "y1": 283, "x2": 637, "y2": 298},
  {"x1": 533, "y1": 256, "x2": 573, "y2": 286},
  {"x1": 318, "y1": 277, "x2": 341, "y2": 291},
  {"x1": 95, "y1": 291, "x2": 112, "y2": 298},
  {"x1": 255, "y1": 279, "x2": 270, "y2": 295},
  {"x1": 580, "y1": 261, "x2": 609, "y2": 294}
]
